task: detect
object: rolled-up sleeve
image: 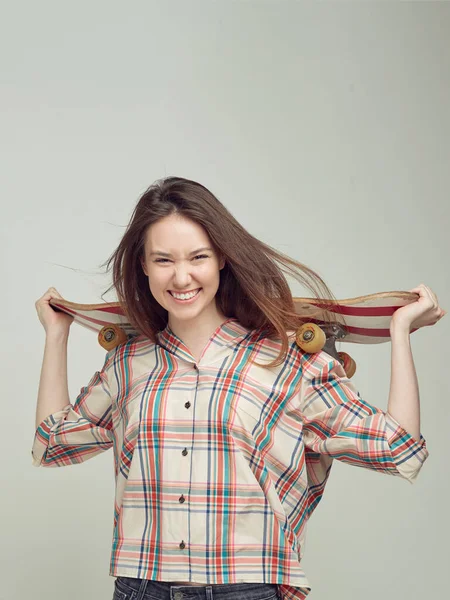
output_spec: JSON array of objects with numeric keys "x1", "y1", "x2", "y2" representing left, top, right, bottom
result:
[
  {"x1": 299, "y1": 351, "x2": 429, "y2": 484},
  {"x1": 32, "y1": 350, "x2": 115, "y2": 467}
]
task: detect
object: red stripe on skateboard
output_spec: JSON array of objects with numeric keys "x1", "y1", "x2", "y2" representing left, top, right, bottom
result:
[
  {"x1": 96, "y1": 305, "x2": 126, "y2": 316},
  {"x1": 56, "y1": 306, "x2": 129, "y2": 330},
  {"x1": 306, "y1": 303, "x2": 402, "y2": 317},
  {"x1": 52, "y1": 302, "x2": 126, "y2": 317},
  {"x1": 346, "y1": 325, "x2": 390, "y2": 337},
  {"x1": 308, "y1": 318, "x2": 389, "y2": 338}
]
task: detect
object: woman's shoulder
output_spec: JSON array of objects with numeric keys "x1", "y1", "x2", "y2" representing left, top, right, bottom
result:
[
  {"x1": 104, "y1": 334, "x2": 157, "y2": 364},
  {"x1": 252, "y1": 328, "x2": 341, "y2": 371},
  {"x1": 249, "y1": 327, "x2": 305, "y2": 367}
]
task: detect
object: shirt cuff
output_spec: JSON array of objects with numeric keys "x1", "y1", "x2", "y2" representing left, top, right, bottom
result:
[
  {"x1": 384, "y1": 411, "x2": 429, "y2": 484},
  {"x1": 31, "y1": 404, "x2": 72, "y2": 467}
]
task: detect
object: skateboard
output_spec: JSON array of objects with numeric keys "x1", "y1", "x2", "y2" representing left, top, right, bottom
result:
[{"x1": 49, "y1": 291, "x2": 418, "y2": 378}]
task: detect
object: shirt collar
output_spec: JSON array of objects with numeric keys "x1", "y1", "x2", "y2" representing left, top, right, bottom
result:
[{"x1": 156, "y1": 317, "x2": 252, "y2": 365}]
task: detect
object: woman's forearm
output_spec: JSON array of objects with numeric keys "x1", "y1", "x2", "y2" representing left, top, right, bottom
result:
[
  {"x1": 386, "y1": 325, "x2": 420, "y2": 441},
  {"x1": 35, "y1": 332, "x2": 71, "y2": 430}
]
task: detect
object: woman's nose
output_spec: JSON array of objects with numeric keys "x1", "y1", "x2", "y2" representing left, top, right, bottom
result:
[{"x1": 172, "y1": 265, "x2": 192, "y2": 287}]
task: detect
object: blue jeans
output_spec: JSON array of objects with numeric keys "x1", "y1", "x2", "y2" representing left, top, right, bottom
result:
[{"x1": 113, "y1": 577, "x2": 280, "y2": 600}]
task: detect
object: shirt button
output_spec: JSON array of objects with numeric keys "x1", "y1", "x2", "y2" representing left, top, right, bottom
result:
[
  {"x1": 179, "y1": 495, "x2": 185, "y2": 503},
  {"x1": 182, "y1": 448, "x2": 188, "y2": 456},
  {"x1": 185, "y1": 401, "x2": 191, "y2": 409},
  {"x1": 179, "y1": 540, "x2": 186, "y2": 549}
]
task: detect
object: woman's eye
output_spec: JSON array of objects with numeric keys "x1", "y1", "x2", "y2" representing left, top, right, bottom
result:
[{"x1": 154, "y1": 255, "x2": 208, "y2": 264}]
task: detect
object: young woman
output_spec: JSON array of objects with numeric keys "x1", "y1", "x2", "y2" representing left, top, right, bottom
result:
[{"x1": 33, "y1": 177, "x2": 444, "y2": 600}]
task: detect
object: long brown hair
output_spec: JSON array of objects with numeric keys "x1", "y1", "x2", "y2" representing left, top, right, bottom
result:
[{"x1": 101, "y1": 176, "x2": 340, "y2": 368}]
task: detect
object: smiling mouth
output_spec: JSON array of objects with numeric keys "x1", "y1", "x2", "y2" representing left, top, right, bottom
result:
[{"x1": 168, "y1": 288, "x2": 202, "y2": 298}]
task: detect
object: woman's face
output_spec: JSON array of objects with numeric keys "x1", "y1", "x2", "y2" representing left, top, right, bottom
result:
[{"x1": 141, "y1": 214, "x2": 225, "y2": 327}]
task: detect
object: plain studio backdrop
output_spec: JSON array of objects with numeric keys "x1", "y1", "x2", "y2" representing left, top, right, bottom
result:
[{"x1": 1, "y1": 1, "x2": 448, "y2": 599}]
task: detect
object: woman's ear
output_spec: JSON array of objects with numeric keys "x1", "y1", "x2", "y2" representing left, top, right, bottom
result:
[
  {"x1": 219, "y1": 255, "x2": 226, "y2": 270},
  {"x1": 141, "y1": 259, "x2": 148, "y2": 277}
]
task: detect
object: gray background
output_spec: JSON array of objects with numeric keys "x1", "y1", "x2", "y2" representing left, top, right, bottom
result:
[{"x1": 1, "y1": 1, "x2": 449, "y2": 598}]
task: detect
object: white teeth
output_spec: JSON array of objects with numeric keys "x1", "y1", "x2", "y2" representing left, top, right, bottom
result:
[{"x1": 171, "y1": 289, "x2": 199, "y2": 300}]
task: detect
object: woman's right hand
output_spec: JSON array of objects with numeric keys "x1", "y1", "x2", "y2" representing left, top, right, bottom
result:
[{"x1": 35, "y1": 287, "x2": 74, "y2": 336}]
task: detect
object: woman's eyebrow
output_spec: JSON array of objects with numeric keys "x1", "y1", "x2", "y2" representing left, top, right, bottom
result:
[{"x1": 149, "y1": 246, "x2": 213, "y2": 257}]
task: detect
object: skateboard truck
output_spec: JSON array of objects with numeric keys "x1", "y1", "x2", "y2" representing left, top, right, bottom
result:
[{"x1": 295, "y1": 321, "x2": 357, "y2": 378}]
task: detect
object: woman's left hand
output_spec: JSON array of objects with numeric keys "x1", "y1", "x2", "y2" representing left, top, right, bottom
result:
[{"x1": 391, "y1": 283, "x2": 446, "y2": 332}]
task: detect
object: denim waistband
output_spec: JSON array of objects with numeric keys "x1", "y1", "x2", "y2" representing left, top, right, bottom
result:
[{"x1": 115, "y1": 576, "x2": 279, "y2": 600}]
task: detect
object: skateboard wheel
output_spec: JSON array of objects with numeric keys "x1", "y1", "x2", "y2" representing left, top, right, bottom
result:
[
  {"x1": 338, "y1": 352, "x2": 357, "y2": 378},
  {"x1": 98, "y1": 325, "x2": 128, "y2": 351},
  {"x1": 295, "y1": 323, "x2": 326, "y2": 353}
]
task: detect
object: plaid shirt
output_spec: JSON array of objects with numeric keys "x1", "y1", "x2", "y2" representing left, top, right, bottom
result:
[{"x1": 32, "y1": 318, "x2": 429, "y2": 600}]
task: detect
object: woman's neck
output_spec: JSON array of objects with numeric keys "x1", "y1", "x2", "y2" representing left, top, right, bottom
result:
[{"x1": 168, "y1": 307, "x2": 228, "y2": 356}]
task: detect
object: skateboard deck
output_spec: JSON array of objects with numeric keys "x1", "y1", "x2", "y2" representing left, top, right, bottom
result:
[{"x1": 49, "y1": 291, "x2": 418, "y2": 345}]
